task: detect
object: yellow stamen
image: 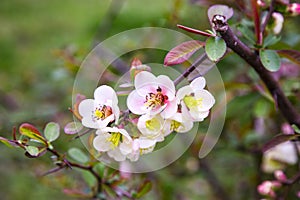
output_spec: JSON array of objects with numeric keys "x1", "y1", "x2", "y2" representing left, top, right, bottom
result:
[
  {"x1": 145, "y1": 118, "x2": 161, "y2": 131},
  {"x1": 170, "y1": 120, "x2": 181, "y2": 131},
  {"x1": 107, "y1": 132, "x2": 122, "y2": 148},
  {"x1": 144, "y1": 87, "x2": 168, "y2": 109},
  {"x1": 183, "y1": 96, "x2": 203, "y2": 109}
]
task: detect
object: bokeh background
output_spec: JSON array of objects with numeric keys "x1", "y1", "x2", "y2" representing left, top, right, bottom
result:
[{"x1": 1, "y1": 0, "x2": 300, "y2": 199}]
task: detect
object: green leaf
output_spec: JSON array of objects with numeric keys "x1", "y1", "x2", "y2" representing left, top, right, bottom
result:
[
  {"x1": 236, "y1": 24, "x2": 256, "y2": 44},
  {"x1": 292, "y1": 124, "x2": 300, "y2": 134},
  {"x1": 260, "y1": 49, "x2": 281, "y2": 72},
  {"x1": 19, "y1": 123, "x2": 46, "y2": 144},
  {"x1": 263, "y1": 35, "x2": 281, "y2": 48},
  {"x1": 25, "y1": 146, "x2": 39, "y2": 156},
  {"x1": 164, "y1": 40, "x2": 205, "y2": 66},
  {"x1": 253, "y1": 99, "x2": 271, "y2": 117},
  {"x1": 44, "y1": 122, "x2": 60, "y2": 142},
  {"x1": 81, "y1": 170, "x2": 96, "y2": 187},
  {"x1": 94, "y1": 163, "x2": 105, "y2": 178},
  {"x1": 136, "y1": 180, "x2": 152, "y2": 198},
  {"x1": 207, "y1": 4, "x2": 234, "y2": 23},
  {"x1": 205, "y1": 36, "x2": 226, "y2": 62},
  {"x1": 68, "y1": 147, "x2": 89, "y2": 163},
  {"x1": 262, "y1": 134, "x2": 298, "y2": 152},
  {"x1": 277, "y1": 49, "x2": 300, "y2": 66}
]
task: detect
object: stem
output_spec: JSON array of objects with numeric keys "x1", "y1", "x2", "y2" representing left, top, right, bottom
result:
[
  {"x1": 213, "y1": 18, "x2": 300, "y2": 127},
  {"x1": 251, "y1": 0, "x2": 263, "y2": 45},
  {"x1": 261, "y1": 0, "x2": 275, "y2": 35},
  {"x1": 46, "y1": 147, "x2": 103, "y2": 193},
  {"x1": 173, "y1": 53, "x2": 208, "y2": 86}
]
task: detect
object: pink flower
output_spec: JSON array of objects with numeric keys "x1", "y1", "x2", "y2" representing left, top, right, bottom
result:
[
  {"x1": 127, "y1": 71, "x2": 177, "y2": 118},
  {"x1": 78, "y1": 85, "x2": 120, "y2": 129}
]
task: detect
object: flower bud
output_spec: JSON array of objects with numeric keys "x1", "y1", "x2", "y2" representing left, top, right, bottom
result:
[
  {"x1": 274, "y1": 170, "x2": 287, "y2": 182},
  {"x1": 287, "y1": 3, "x2": 300, "y2": 16}
]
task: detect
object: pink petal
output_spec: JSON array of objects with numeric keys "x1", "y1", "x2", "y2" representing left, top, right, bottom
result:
[
  {"x1": 127, "y1": 90, "x2": 147, "y2": 115},
  {"x1": 134, "y1": 71, "x2": 157, "y2": 96},
  {"x1": 160, "y1": 99, "x2": 177, "y2": 118},
  {"x1": 157, "y1": 75, "x2": 176, "y2": 100}
]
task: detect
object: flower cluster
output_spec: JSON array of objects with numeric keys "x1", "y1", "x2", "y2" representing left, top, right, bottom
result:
[{"x1": 78, "y1": 70, "x2": 215, "y2": 162}]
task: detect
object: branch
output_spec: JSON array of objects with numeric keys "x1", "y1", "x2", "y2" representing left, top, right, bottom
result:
[{"x1": 212, "y1": 17, "x2": 300, "y2": 128}]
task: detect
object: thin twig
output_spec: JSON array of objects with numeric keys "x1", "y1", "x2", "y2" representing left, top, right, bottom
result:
[
  {"x1": 173, "y1": 53, "x2": 208, "y2": 86},
  {"x1": 251, "y1": 0, "x2": 263, "y2": 45},
  {"x1": 177, "y1": 24, "x2": 213, "y2": 37},
  {"x1": 261, "y1": 0, "x2": 275, "y2": 35}
]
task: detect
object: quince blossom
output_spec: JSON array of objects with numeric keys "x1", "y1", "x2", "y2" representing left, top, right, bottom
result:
[
  {"x1": 164, "y1": 112, "x2": 193, "y2": 133},
  {"x1": 127, "y1": 71, "x2": 177, "y2": 118},
  {"x1": 78, "y1": 85, "x2": 120, "y2": 129},
  {"x1": 137, "y1": 114, "x2": 169, "y2": 141},
  {"x1": 93, "y1": 127, "x2": 132, "y2": 161},
  {"x1": 176, "y1": 76, "x2": 215, "y2": 121}
]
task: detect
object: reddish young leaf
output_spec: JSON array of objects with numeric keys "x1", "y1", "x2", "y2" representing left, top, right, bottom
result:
[
  {"x1": 164, "y1": 40, "x2": 205, "y2": 66},
  {"x1": 277, "y1": 49, "x2": 300, "y2": 66},
  {"x1": 207, "y1": 4, "x2": 234, "y2": 24},
  {"x1": 19, "y1": 123, "x2": 46, "y2": 144}
]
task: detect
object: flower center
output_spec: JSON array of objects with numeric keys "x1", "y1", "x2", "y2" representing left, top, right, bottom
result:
[
  {"x1": 107, "y1": 132, "x2": 122, "y2": 148},
  {"x1": 170, "y1": 120, "x2": 181, "y2": 131},
  {"x1": 183, "y1": 96, "x2": 203, "y2": 110},
  {"x1": 93, "y1": 105, "x2": 112, "y2": 120},
  {"x1": 144, "y1": 87, "x2": 168, "y2": 109},
  {"x1": 145, "y1": 118, "x2": 161, "y2": 131}
]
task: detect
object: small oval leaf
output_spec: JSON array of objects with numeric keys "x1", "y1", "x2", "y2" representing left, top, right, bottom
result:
[
  {"x1": 260, "y1": 49, "x2": 281, "y2": 72},
  {"x1": 205, "y1": 36, "x2": 226, "y2": 62},
  {"x1": 0, "y1": 137, "x2": 19, "y2": 148},
  {"x1": 44, "y1": 122, "x2": 60, "y2": 142},
  {"x1": 25, "y1": 146, "x2": 39, "y2": 157},
  {"x1": 164, "y1": 40, "x2": 205, "y2": 66},
  {"x1": 64, "y1": 122, "x2": 83, "y2": 135},
  {"x1": 68, "y1": 147, "x2": 89, "y2": 163},
  {"x1": 19, "y1": 123, "x2": 46, "y2": 144},
  {"x1": 262, "y1": 134, "x2": 298, "y2": 152}
]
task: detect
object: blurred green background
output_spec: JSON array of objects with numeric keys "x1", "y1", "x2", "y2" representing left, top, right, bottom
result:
[{"x1": 1, "y1": 0, "x2": 300, "y2": 199}]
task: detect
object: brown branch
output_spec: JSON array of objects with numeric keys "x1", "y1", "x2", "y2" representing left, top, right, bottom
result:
[{"x1": 212, "y1": 17, "x2": 300, "y2": 128}]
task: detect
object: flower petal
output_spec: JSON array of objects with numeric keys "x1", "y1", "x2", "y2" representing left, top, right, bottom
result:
[
  {"x1": 176, "y1": 85, "x2": 193, "y2": 103},
  {"x1": 157, "y1": 74, "x2": 176, "y2": 100},
  {"x1": 134, "y1": 71, "x2": 157, "y2": 96},
  {"x1": 190, "y1": 76, "x2": 206, "y2": 90},
  {"x1": 127, "y1": 90, "x2": 148, "y2": 115},
  {"x1": 194, "y1": 90, "x2": 215, "y2": 111},
  {"x1": 93, "y1": 134, "x2": 111, "y2": 152},
  {"x1": 160, "y1": 99, "x2": 178, "y2": 119},
  {"x1": 94, "y1": 85, "x2": 118, "y2": 104},
  {"x1": 107, "y1": 148, "x2": 126, "y2": 162}
]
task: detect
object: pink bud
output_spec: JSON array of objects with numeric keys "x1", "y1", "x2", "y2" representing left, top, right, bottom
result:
[
  {"x1": 120, "y1": 162, "x2": 131, "y2": 179},
  {"x1": 274, "y1": 170, "x2": 287, "y2": 182},
  {"x1": 287, "y1": 3, "x2": 300, "y2": 16},
  {"x1": 257, "y1": 181, "x2": 281, "y2": 197},
  {"x1": 281, "y1": 123, "x2": 294, "y2": 135},
  {"x1": 257, "y1": 0, "x2": 266, "y2": 7}
]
